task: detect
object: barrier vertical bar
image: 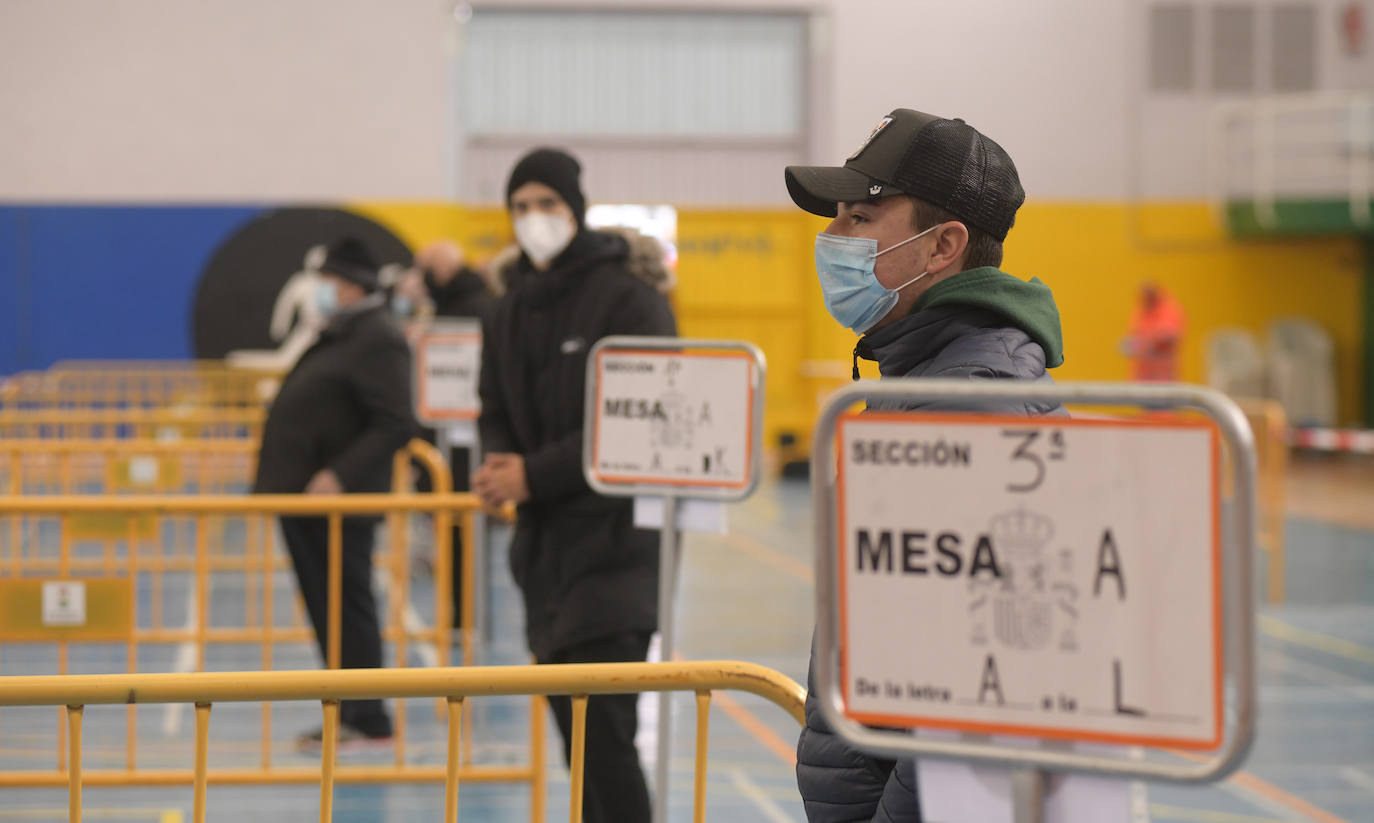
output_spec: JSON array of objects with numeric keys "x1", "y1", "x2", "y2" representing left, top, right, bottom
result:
[
  {"x1": 389, "y1": 453, "x2": 409, "y2": 767},
  {"x1": 434, "y1": 498, "x2": 453, "y2": 670},
  {"x1": 57, "y1": 460, "x2": 71, "y2": 775},
  {"x1": 261, "y1": 515, "x2": 274, "y2": 770},
  {"x1": 692, "y1": 691, "x2": 711, "y2": 823},
  {"x1": 327, "y1": 513, "x2": 343, "y2": 671},
  {"x1": 569, "y1": 695, "x2": 588, "y2": 823},
  {"x1": 193, "y1": 703, "x2": 211, "y2": 823},
  {"x1": 461, "y1": 508, "x2": 476, "y2": 667},
  {"x1": 320, "y1": 700, "x2": 340, "y2": 823},
  {"x1": 67, "y1": 705, "x2": 83, "y2": 823},
  {"x1": 195, "y1": 514, "x2": 208, "y2": 673},
  {"x1": 8, "y1": 457, "x2": 20, "y2": 577},
  {"x1": 653, "y1": 495, "x2": 679, "y2": 823},
  {"x1": 127, "y1": 514, "x2": 139, "y2": 771},
  {"x1": 531, "y1": 694, "x2": 547, "y2": 823},
  {"x1": 445, "y1": 697, "x2": 465, "y2": 823}
]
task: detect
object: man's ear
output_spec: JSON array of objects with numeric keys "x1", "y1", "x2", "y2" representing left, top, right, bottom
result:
[{"x1": 926, "y1": 222, "x2": 969, "y2": 275}]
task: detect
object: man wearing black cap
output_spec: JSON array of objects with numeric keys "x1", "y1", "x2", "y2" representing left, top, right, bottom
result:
[
  {"x1": 473, "y1": 147, "x2": 676, "y2": 823},
  {"x1": 785, "y1": 110, "x2": 1066, "y2": 820},
  {"x1": 255, "y1": 236, "x2": 415, "y2": 750}
]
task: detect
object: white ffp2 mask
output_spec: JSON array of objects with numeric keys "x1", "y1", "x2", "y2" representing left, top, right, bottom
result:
[{"x1": 513, "y1": 213, "x2": 576, "y2": 267}]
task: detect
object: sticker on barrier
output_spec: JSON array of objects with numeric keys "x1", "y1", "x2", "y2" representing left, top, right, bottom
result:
[
  {"x1": 834, "y1": 412, "x2": 1222, "y2": 750},
  {"x1": 415, "y1": 321, "x2": 482, "y2": 424},
  {"x1": 589, "y1": 348, "x2": 758, "y2": 492},
  {"x1": 0, "y1": 578, "x2": 134, "y2": 641}
]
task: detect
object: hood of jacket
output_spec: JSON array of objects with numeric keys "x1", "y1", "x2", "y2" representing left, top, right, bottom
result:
[
  {"x1": 908, "y1": 267, "x2": 1064, "y2": 367},
  {"x1": 495, "y1": 226, "x2": 674, "y2": 297}
]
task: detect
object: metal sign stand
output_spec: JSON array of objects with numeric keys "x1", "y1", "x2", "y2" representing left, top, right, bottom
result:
[
  {"x1": 412, "y1": 319, "x2": 487, "y2": 656},
  {"x1": 582, "y1": 336, "x2": 766, "y2": 823},
  {"x1": 811, "y1": 379, "x2": 1258, "y2": 820}
]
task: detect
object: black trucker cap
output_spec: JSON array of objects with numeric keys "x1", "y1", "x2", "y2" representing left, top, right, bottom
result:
[{"x1": 785, "y1": 108, "x2": 1025, "y2": 241}]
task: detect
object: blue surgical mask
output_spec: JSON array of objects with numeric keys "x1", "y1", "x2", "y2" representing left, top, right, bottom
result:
[
  {"x1": 391, "y1": 295, "x2": 414, "y2": 317},
  {"x1": 814, "y1": 223, "x2": 940, "y2": 334},
  {"x1": 314, "y1": 280, "x2": 338, "y2": 317}
]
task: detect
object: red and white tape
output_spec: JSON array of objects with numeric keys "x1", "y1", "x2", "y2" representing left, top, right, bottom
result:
[{"x1": 1289, "y1": 427, "x2": 1374, "y2": 454}]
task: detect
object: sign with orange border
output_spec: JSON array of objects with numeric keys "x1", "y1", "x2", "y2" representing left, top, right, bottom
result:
[
  {"x1": 588, "y1": 345, "x2": 761, "y2": 496},
  {"x1": 415, "y1": 321, "x2": 482, "y2": 424},
  {"x1": 834, "y1": 412, "x2": 1223, "y2": 751}
]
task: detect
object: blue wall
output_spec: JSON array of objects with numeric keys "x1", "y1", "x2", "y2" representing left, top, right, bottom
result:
[{"x1": 0, "y1": 205, "x2": 265, "y2": 375}]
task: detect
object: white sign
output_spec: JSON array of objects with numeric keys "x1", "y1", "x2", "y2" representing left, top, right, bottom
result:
[
  {"x1": 416, "y1": 328, "x2": 482, "y2": 423},
  {"x1": 42, "y1": 580, "x2": 87, "y2": 626},
  {"x1": 836, "y1": 413, "x2": 1221, "y2": 750},
  {"x1": 128, "y1": 455, "x2": 159, "y2": 486},
  {"x1": 591, "y1": 350, "x2": 756, "y2": 491}
]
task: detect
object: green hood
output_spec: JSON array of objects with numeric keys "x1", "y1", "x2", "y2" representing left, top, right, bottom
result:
[{"x1": 912, "y1": 267, "x2": 1065, "y2": 367}]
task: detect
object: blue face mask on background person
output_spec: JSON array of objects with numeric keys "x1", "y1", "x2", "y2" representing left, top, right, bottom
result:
[
  {"x1": 814, "y1": 223, "x2": 941, "y2": 333},
  {"x1": 391, "y1": 294, "x2": 413, "y2": 317},
  {"x1": 314, "y1": 280, "x2": 338, "y2": 317}
]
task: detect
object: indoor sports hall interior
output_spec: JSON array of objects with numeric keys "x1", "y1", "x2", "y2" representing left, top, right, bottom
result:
[{"x1": 1, "y1": 2, "x2": 1372, "y2": 821}]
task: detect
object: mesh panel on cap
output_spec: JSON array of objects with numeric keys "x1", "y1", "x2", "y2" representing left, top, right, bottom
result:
[{"x1": 890, "y1": 118, "x2": 1024, "y2": 241}]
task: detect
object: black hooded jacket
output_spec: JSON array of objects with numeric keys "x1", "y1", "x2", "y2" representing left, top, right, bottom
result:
[
  {"x1": 255, "y1": 300, "x2": 415, "y2": 495},
  {"x1": 479, "y1": 229, "x2": 677, "y2": 660}
]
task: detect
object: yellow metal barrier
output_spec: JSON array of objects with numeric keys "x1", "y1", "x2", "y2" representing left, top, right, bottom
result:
[
  {"x1": 0, "y1": 406, "x2": 265, "y2": 440},
  {"x1": 0, "y1": 442, "x2": 481, "y2": 779},
  {"x1": 0, "y1": 661, "x2": 805, "y2": 823}
]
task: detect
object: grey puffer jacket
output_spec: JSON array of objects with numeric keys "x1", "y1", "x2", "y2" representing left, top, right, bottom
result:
[{"x1": 797, "y1": 269, "x2": 1066, "y2": 823}]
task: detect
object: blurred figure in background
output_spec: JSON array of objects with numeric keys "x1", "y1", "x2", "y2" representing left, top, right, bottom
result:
[
  {"x1": 473, "y1": 147, "x2": 676, "y2": 823},
  {"x1": 1122, "y1": 281, "x2": 1185, "y2": 381},
  {"x1": 400, "y1": 239, "x2": 498, "y2": 627},
  {"x1": 253, "y1": 236, "x2": 415, "y2": 750},
  {"x1": 412, "y1": 239, "x2": 499, "y2": 320}
]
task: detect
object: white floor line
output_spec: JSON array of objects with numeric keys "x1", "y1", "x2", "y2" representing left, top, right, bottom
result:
[
  {"x1": 729, "y1": 769, "x2": 799, "y2": 823},
  {"x1": 161, "y1": 575, "x2": 201, "y2": 737},
  {"x1": 1338, "y1": 766, "x2": 1374, "y2": 798},
  {"x1": 372, "y1": 566, "x2": 438, "y2": 669},
  {"x1": 1266, "y1": 645, "x2": 1374, "y2": 701}
]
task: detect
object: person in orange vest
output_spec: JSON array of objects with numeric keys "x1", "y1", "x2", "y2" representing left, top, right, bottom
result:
[{"x1": 1122, "y1": 282, "x2": 1185, "y2": 381}]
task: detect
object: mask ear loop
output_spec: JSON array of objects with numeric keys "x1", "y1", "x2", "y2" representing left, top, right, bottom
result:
[{"x1": 868, "y1": 221, "x2": 943, "y2": 259}]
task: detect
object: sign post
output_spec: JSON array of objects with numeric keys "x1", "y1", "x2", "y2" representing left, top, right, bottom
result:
[
  {"x1": 413, "y1": 319, "x2": 487, "y2": 649},
  {"x1": 583, "y1": 335, "x2": 765, "y2": 823},
  {"x1": 812, "y1": 379, "x2": 1257, "y2": 820}
]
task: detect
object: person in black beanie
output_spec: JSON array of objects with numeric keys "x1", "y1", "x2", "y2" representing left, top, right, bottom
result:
[
  {"x1": 255, "y1": 235, "x2": 416, "y2": 751},
  {"x1": 472, "y1": 147, "x2": 676, "y2": 823}
]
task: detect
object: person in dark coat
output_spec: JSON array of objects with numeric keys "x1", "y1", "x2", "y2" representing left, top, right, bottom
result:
[
  {"x1": 783, "y1": 109, "x2": 1067, "y2": 822},
  {"x1": 254, "y1": 236, "x2": 415, "y2": 750},
  {"x1": 413, "y1": 239, "x2": 499, "y2": 320},
  {"x1": 472, "y1": 148, "x2": 676, "y2": 823}
]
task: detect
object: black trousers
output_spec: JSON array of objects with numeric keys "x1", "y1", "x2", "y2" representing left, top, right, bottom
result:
[
  {"x1": 541, "y1": 632, "x2": 653, "y2": 823},
  {"x1": 280, "y1": 516, "x2": 392, "y2": 737}
]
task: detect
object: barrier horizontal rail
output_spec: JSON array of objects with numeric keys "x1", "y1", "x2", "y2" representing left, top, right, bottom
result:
[
  {"x1": 1, "y1": 438, "x2": 259, "y2": 497},
  {"x1": 0, "y1": 661, "x2": 806, "y2": 823},
  {"x1": 1, "y1": 362, "x2": 280, "y2": 410},
  {"x1": 0, "y1": 407, "x2": 265, "y2": 439}
]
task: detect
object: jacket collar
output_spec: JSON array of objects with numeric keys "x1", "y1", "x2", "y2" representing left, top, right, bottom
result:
[{"x1": 852, "y1": 304, "x2": 983, "y2": 379}]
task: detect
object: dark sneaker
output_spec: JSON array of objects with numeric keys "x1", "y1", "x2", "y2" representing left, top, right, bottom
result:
[{"x1": 296, "y1": 723, "x2": 394, "y2": 754}]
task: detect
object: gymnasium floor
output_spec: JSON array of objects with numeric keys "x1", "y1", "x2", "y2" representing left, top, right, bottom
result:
[{"x1": 0, "y1": 453, "x2": 1371, "y2": 822}]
